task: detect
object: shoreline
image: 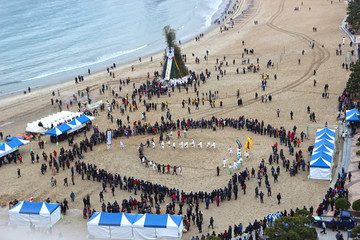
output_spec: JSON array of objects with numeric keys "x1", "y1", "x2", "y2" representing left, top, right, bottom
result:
[{"x1": 0, "y1": 0, "x2": 243, "y2": 100}]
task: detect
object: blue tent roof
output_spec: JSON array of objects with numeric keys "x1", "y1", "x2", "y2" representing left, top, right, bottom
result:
[
  {"x1": 310, "y1": 151, "x2": 332, "y2": 168},
  {"x1": 19, "y1": 202, "x2": 43, "y2": 214},
  {"x1": 89, "y1": 212, "x2": 138, "y2": 226},
  {"x1": 45, "y1": 124, "x2": 71, "y2": 136},
  {"x1": 169, "y1": 215, "x2": 183, "y2": 227},
  {"x1": 144, "y1": 214, "x2": 168, "y2": 228},
  {"x1": 99, "y1": 212, "x2": 123, "y2": 226},
  {"x1": 313, "y1": 145, "x2": 333, "y2": 154},
  {"x1": 12, "y1": 201, "x2": 59, "y2": 214},
  {"x1": 314, "y1": 139, "x2": 335, "y2": 149},
  {"x1": 7, "y1": 138, "x2": 30, "y2": 148},
  {"x1": 77, "y1": 115, "x2": 92, "y2": 124},
  {"x1": 57, "y1": 123, "x2": 72, "y2": 132},
  {"x1": 316, "y1": 132, "x2": 335, "y2": 141},
  {"x1": 347, "y1": 113, "x2": 360, "y2": 122},
  {"x1": 310, "y1": 158, "x2": 331, "y2": 168},
  {"x1": 124, "y1": 213, "x2": 138, "y2": 224},
  {"x1": 316, "y1": 127, "x2": 335, "y2": 137},
  {"x1": 311, "y1": 152, "x2": 332, "y2": 162},
  {"x1": 346, "y1": 108, "x2": 360, "y2": 118}
]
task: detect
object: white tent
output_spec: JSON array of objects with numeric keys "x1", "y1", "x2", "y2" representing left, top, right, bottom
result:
[
  {"x1": 9, "y1": 201, "x2": 60, "y2": 228},
  {"x1": 26, "y1": 111, "x2": 82, "y2": 133},
  {"x1": 87, "y1": 213, "x2": 183, "y2": 240},
  {"x1": 87, "y1": 212, "x2": 134, "y2": 239},
  {"x1": 132, "y1": 214, "x2": 183, "y2": 240}
]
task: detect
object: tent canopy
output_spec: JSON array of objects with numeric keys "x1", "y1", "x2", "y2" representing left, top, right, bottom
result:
[
  {"x1": 310, "y1": 152, "x2": 332, "y2": 168},
  {"x1": 88, "y1": 213, "x2": 183, "y2": 240},
  {"x1": 77, "y1": 115, "x2": 94, "y2": 124},
  {"x1": 346, "y1": 108, "x2": 360, "y2": 122},
  {"x1": 346, "y1": 112, "x2": 360, "y2": 122},
  {"x1": 44, "y1": 114, "x2": 95, "y2": 136},
  {"x1": 88, "y1": 212, "x2": 134, "y2": 227},
  {"x1": 45, "y1": 124, "x2": 71, "y2": 136},
  {"x1": 316, "y1": 132, "x2": 335, "y2": 141},
  {"x1": 9, "y1": 201, "x2": 60, "y2": 228},
  {"x1": 313, "y1": 144, "x2": 334, "y2": 155},
  {"x1": 316, "y1": 127, "x2": 336, "y2": 137},
  {"x1": 133, "y1": 214, "x2": 181, "y2": 229},
  {"x1": 26, "y1": 111, "x2": 83, "y2": 133},
  {"x1": 314, "y1": 139, "x2": 335, "y2": 149},
  {"x1": 0, "y1": 138, "x2": 29, "y2": 158},
  {"x1": 310, "y1": 128, "x2": 335, "y2": 180}
]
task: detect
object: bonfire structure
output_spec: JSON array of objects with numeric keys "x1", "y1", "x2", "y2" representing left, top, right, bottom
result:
[{"x1": 160, "y1": 26, "x2": 189, "y2": 86}]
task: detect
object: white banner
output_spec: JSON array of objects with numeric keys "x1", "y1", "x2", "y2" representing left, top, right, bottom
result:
[
  {"x1": 107, "y1": 130, "x2": 112, "y2": 145},
  {"x1": 164, "y1": 47, "x2": 174, "y2": 81}
]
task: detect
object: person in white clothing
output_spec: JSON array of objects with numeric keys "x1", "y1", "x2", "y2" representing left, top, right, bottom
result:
[
  {"x1": 198, "y1": 141, "x2": 202, "y2": 149},
  {"x1": 178, "y1": 166, "x2": 182, "y2": 175},
  {"x1": 152, "y1": 141, "x2": 156, "y2": 149},
  {"x1": 228, "y1": 146, "x2": 233, "y2": 154},
  {"x1": 184, "y1": 142, "x2": 189, "y2": 149},
  {"x1": 120, "y1": 141, "x2": 124, "y2": 149},
  {"x1": 161, "y1": 141, "x2": 165, "y2": 149},
  {"x1": 191, "y1": 139, "x2": 195, "y2": 148},
  {"x1": 180, "y1": 141, "x2": 184, "y2": 150},
  {"x1": 173, "y1": 142, "x2": 176, "y2": 149},
  {"x1": 223, "y1": 159, "x2": 228, "y2": 168}
]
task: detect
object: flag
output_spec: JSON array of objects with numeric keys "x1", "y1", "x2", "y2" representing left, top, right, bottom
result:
[
  {"x1": 236, "y1": 139, "x2": 242, "y2": 148},
  {"x1": 247, "y1": 137, "x2": 253, "y2": 148}
]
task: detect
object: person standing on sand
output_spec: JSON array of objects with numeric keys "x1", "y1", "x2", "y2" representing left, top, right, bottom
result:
[
  {"x1": 99, "y1": 191, "x2": 104, "y2": 202},
  {"x1": 259, "y1": 191, "x2": 264, "y2": 203},
  {"x1": 277, "y1": 193, "x2": 282, "y2": 204},
  {"x1": 17, "y1": 168, "x2": 21, "y2": 178},
  {"x1": 290, "y1": 111, "x2": 293, "y2": 120}
]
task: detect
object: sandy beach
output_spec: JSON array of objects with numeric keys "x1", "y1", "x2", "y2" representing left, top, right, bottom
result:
[{"x1": 0, "y1": 0, "x2": 354, "y2": 239}]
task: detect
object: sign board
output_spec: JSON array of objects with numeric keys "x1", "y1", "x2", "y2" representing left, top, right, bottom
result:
[{"x1": 164, "y1": 47, "x2": 174, "y2": 81}]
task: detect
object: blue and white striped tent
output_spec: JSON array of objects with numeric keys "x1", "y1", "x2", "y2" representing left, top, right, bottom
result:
[
  {"x1": 9, "y1": 201, "x2": 60, "y2": 228},
  {"x1": 266, "y1": 213, "x2": 283, "y2": 222},
  {"x1": 0, "y1": 138, "x2": 30, "y2": 157},
  {"x1": 346, "y1": 108, "x2": 360, "y2": 122},
  {"x1": 310, "y1": 127, "x2": 335, "y2": 180},
  {"x1": 45, "y1": 123, "x2": 72, "y2": 136},
  {"x1": 87, "y1": 213, "x2": 183, "y2": 240}
]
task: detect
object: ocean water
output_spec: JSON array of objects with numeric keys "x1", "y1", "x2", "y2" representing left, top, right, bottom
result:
[{"x1": 0, "y1": 0, "x2": 228, "y2": 96}]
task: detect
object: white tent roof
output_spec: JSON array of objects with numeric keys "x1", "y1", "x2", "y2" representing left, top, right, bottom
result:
[{"x1": 26, "y1": 111, "x2": 82, "y2": 133}]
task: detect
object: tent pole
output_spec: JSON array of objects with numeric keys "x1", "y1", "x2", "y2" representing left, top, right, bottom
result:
[
  {"x1": 307, "y1": 125, "x2": 309, "y2": 139},
  {"x1": 109, "y1": 226, "x2": 111, "y2": 239}
]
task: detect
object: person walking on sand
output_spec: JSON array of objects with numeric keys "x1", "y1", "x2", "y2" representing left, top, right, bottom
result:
[
  {"x1": 277, "y1": 109, "x2": 280, "y2": 117},
  {"x1": 320, "y1": 221, "x2": 326, "y2": 234},
  {"x1": 290, "y1": 111, "x2": 293, "y2": 120},
  {"x1": 208, "y1": 217, "x2": 214, "y2": 229},
  {"x1": 17, "y1": 168, "x2": 21, "y2": 178}
]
